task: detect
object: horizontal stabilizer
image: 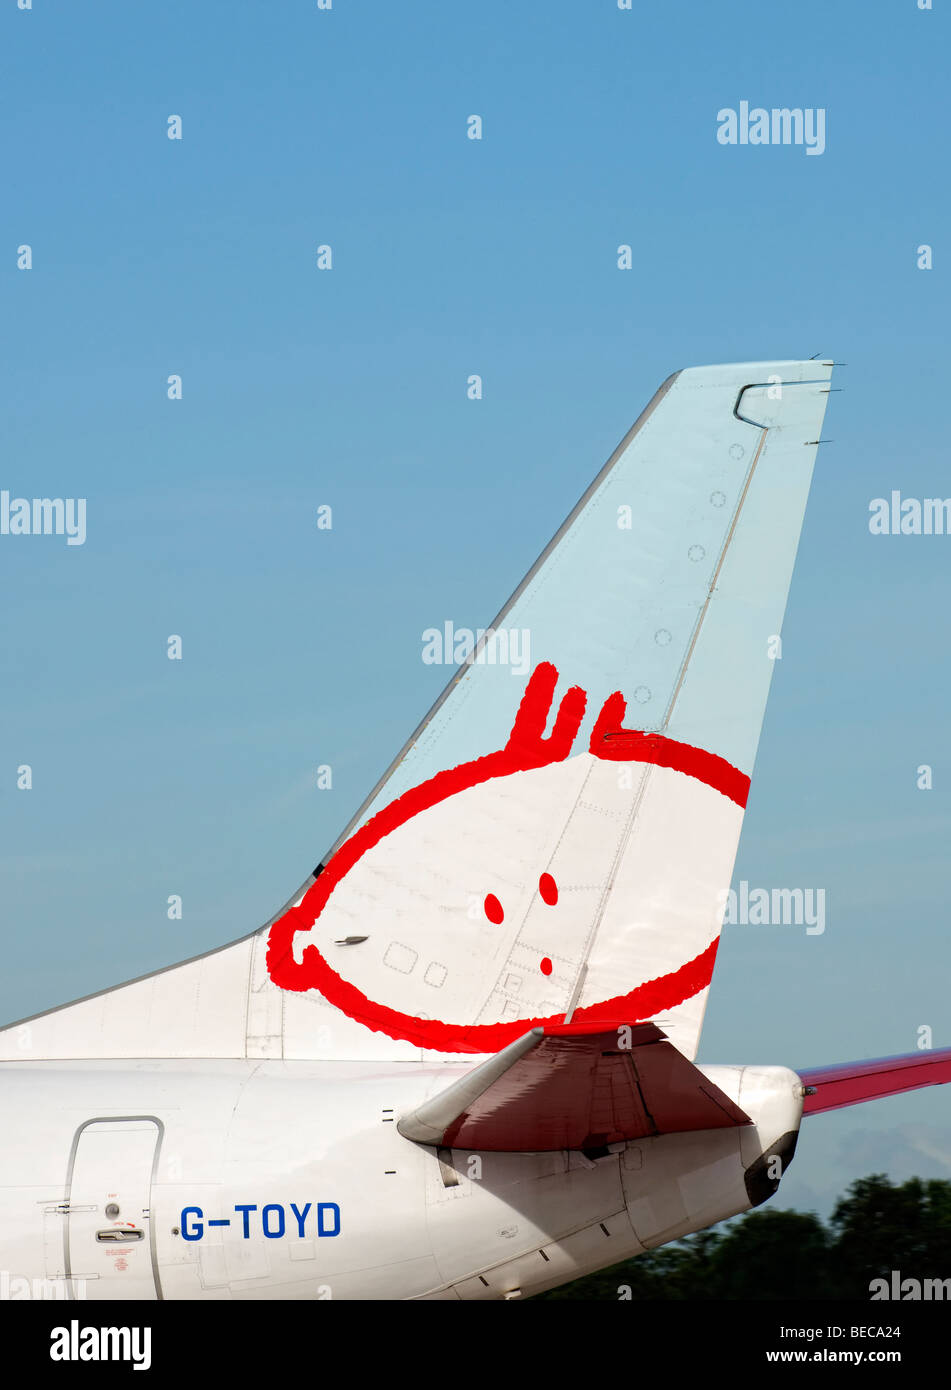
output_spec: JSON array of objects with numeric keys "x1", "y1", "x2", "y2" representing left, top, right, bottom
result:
[
  {"x1": 799, "y1": 1047, "x2": 951, "y2": 1115},
  {"x1": 397, "y1": 1021, "x2": 751, "y2": 1152}
]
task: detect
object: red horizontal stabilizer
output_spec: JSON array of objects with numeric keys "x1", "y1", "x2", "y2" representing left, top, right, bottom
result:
[
  {"x1": 799, "y1": 1046, "x2": 951, "y2": 1116},
  {"x1": 397, "y1": 1021, "x2": 751, "y2": 1152}
]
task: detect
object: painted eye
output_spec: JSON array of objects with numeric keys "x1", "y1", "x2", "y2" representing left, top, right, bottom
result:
[
  {"x1": 539, "y1": 873, "x2": 558, "y2": 905},
  {"x1": 484, "y1": 893, "x2": 504, "y2": 924}
]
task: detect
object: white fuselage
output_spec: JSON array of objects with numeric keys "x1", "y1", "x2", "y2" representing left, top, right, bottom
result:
[{"x1": 0, "y1": 1059, "x2": 802, "y2": 1300}]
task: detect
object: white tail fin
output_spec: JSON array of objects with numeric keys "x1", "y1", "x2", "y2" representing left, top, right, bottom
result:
[{"x1": 0, "y1": 361, "x2": 832, "y2": 1063}]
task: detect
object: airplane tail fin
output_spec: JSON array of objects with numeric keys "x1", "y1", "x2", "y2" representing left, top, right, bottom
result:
[
  {"x1": 266, "y1": 360, "x2": 834, "y2": 1058},
  {"x1": 0, "y1": 360, "x2": 833, "y2": 1063}
]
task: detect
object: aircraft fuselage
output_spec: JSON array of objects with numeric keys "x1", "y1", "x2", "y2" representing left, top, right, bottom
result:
[{"x1": 0, "y1": 1059, "x2": 802, "y2": 1300}]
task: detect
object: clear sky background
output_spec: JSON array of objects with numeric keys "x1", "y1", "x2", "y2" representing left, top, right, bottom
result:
[{"x1": 2, "y1": 0, "x2": 950, "y2": 1220}]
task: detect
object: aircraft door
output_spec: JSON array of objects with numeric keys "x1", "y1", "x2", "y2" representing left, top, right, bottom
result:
[{"x1": 65, "y1": 1117, "x2": 163, "y2": 1300}]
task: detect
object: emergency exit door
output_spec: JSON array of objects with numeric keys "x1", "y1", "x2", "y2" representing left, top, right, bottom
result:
[{"x1": 66, "y1": 1117, "x2": 163, "y2": 1300}]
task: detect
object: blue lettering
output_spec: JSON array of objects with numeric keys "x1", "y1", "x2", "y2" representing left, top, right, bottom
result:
[
  {"x1": 317, "y1": 1202, "x2": 341, "y2": 1237},
  {"x1": 181, "y1": 1206, "x2": 203, "y2": 1241},
  {"x1": 180, "y1": 1199, "x2": 337, "y2": 1239},
  {"x1": 234, "y1": 1203, "x2": 257, "y2": 1238},
  {"x1": 262, "y1": 1204, "x2": 285, "y2": 1239},
  {"x1": 290, "y1": 1202, "x2": 311, "y2": 1237}
]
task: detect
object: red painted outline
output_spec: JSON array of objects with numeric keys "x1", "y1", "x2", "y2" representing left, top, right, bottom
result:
[
  {"x1": 266, "y1": 662, "x2": 748, "y2": 1053},
  {"x1": 590, "y1": 692, "x2": 750, "y2": 808}
]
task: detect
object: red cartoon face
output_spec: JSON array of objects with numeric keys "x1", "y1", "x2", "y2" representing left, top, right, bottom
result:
[
  {"x1": 482, "y1": 874, "x2": 557, "y2": 975},
  {"x1": 266, "y1": 663, "x2": 748, "y2": 1054}
]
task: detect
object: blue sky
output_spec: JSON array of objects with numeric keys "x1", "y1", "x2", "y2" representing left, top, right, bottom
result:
[{"x1": 2, "y1": 0, "x2": 950, "y2": 1216}]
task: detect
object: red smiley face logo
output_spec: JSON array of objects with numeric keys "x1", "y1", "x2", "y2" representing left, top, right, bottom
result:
[{"x1": 266, "y1": 663, "x2": 748, "y2": 1053}]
